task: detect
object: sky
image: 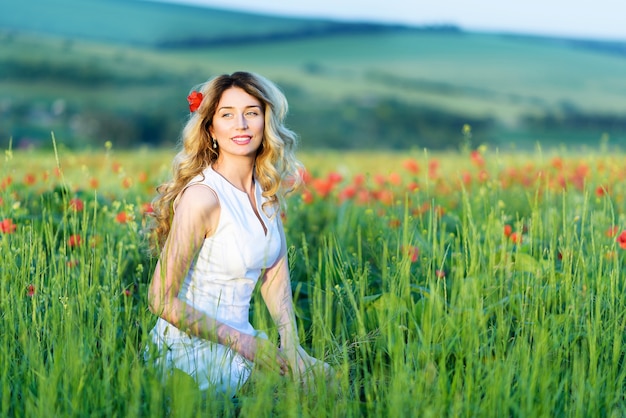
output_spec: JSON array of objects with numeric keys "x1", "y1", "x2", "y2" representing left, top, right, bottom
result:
[{"x1": 161, "y1": 0, "x2": 626, "y2": 41}]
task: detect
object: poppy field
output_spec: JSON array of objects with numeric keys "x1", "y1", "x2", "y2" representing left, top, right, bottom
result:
[{"x1": 2, "y1": 138, "x2": 626, "y2": 417}]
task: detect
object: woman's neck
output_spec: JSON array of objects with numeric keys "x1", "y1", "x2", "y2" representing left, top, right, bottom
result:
[{"x1": 212, "y1": 157, "x2": 255, "y2": 193}]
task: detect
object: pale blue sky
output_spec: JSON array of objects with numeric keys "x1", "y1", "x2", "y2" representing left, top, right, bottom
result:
[{"x1": 159, "y1": 0, "x2": 626, "y2": 41}]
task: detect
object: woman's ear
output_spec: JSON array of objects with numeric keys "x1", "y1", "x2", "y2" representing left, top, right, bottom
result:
[{"x1": 206, "y1": 121, "x2": 214, "y2": 139}]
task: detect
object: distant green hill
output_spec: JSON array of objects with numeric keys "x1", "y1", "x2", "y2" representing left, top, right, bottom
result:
[
  {"x1": 0, "y1": 0, "x2": 450, "y2": 47},
  {"x1": 1, "y1": 0, "x2": 626, "y2": 150}
]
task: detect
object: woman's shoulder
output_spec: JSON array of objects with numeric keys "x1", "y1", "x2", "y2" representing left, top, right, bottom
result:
[{"x1": 187, "y1": 166, "x2": 218, "y2": 187}]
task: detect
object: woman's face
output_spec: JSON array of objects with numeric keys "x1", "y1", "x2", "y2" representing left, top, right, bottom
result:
[{"x1": 209, "y1": 87, "x2": 265, "y2": 159}]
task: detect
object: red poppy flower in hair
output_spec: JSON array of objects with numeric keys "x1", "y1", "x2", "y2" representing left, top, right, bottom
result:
[{"x1": 187, "y1": 91, "x2": 203, "y2": 112}]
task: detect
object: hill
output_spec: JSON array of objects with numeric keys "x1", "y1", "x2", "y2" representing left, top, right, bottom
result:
[{"x1": 1, "y1": 0, "x2": 625, "y2": 151}]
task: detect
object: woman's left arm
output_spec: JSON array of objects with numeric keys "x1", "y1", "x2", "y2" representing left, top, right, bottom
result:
[{"x1": 260, "y1": 228, "x2": 329, "y2": 380}]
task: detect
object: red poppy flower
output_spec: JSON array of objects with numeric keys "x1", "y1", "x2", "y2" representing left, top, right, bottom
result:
[
  {"x1": 187, "y1": 91, "x2": 203, "y2": 112},
  {"x1": 1, "y1": 176, "x2": 12, "y2": 190},
  {"x1": 68, "y1": 234, "x2": 82, "y2": 247},
  {"x1": 69, "y1": 198, "x2": 84, "y2": 212},
  {"x1": 122, "y1": 177, "x2": 132, "y2": 189},
  {"x1": 23, "y1": 173, "x2": 36, "y2": 185},
  {"x1": 0, "y1": 218, "x2": 16, "y2": 233},
  {"x1": 509, "y1": 232, "x2": 522, "y2": 244},
  {"x1": 616, "y1": 231, "x2": 626, "y2": 250},
  {"x1": 137, "y1": 171, "x2": 148, "y2": 183},
  {"x1": 301, "y1": 189, "x2": 314, "y2": 204},
  {"x1": 404, "y1": 245, "x2": 419, "y2": 263},
  {"x1": 388, "y1": 219, "x2": 401, "y2": 228},
  {"x1": 327, "y1": 171, "x2": 343, "y2": 184},
  {"x1": 27, "y1": 284, "x2": 35, "y2": 297},
  {"x1": 596, "y1": 185, "x2": 609, "y2": 197},
  {"x1": 141, "y1": 203, "x2": 154, "y2": 215},
  {"x1": 402, "y1": 159, "x2": 419, "y2": 174},
  {"x1": 116, "y1": 211, "x2": 129, "y2": 224},
  {"x1": 606, "y1": 226, "x2": 619, "y2": 238},
  {"x1": 470, "y1": 150, "x2": 485, "y2": 167},
  {"x1": 388, "y1": 172, "x2": 402, "y2": 186}
]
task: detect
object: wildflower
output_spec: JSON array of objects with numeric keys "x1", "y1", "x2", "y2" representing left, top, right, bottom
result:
[
  {"x1": 503, "y1": 224, "x2": 512, "y2": 237},
  {"x1": 311, "y1": 178, "x2": 333, "y2": 198},
  {"x1": 404, "y1": 245, "x2": 419, "y2": 263},
  {"x1": 338, "y1": 185, "x2": 357, "y2": 202},
  {"x1": 402, "y1": 159, "x2": 420, "y2": 175},
  {"x1": 595, "y1": 185, "x2": 609, "y2": 197},
  {"x1": 355, "y1": 190, "x2": 370, "y2": 205},
  {"x1": 375, "y1": 189, "x2": 394, "y2": 206},
  {"x1": 141, "y1": 202, "x2": 154, "y2": 215},
  {"x1": 89, "y1": 178, "x2": 99, "y2": 189},
  {"x1": 327, "y1": 171, "x2": 343, "y2": 185},
  {"x1": 301, "y1": 189, "x2": 314, "y2": 204},
  {"x1": 298, "y1": 168, "x2": 312, "y2": 184},
  {"x1": 67, "y1": 234, "x2": 82, "y2": 247},
  {"x1": 373, "y1": 174, "x2": 386, "y2": 187},
  {"x1": 389, "y1": 219, "x2": 401, "y2": 228},
  {"x1": 428, "y1": 160, "x2": 440, "y2": 179},
  {"x1": 137, "y1": 171, "x2": 148, "y2": 183},
  {"x1": 69, "y1": 198, "x2": 84, "y2": 212},
  {"x1": 122, "y1": 177, "x2": 133, "y2": 189},
  {"x1": 616, "y1": 231, "x2": 626, "y2": 250},
  {"x1": 388, "y1": 172, "x2": 402, "y2": 186},
  {"x1": 0, "y1": 218, "x2": 17, "y2": 233},
  {"x1": 111, "y1": 162, "x2": 121, "y2": 174},
  {"x1": 509, "y1": 232, "x2": 522, "y2": 244},
  {"x1": 27, "y1": 284, "x2": 35, "y2": 297},
  {"x1": 470, "y1": 150, "x2": 485, "y2": 167},
  {"x1": 461, "y1": 171, "x2": 472, "y2": 186},
  {"x1": 23, "y1": 173, "x2": 36, "y2": 185},
  {"x1": 436, "y1": 270, "x2": 446, "y2": 279},
  {"x1": 550, "y1": 157, "x2": 563, "y2": 170},
  {"x1": 606, "y1": 226, "x2": 619, "y2": 238},
  {"x1": 116, "y1": 211, "x2": 129, "y2": 223},
  {"x1": 352, "y1": 173, "x2": 366, "y2": 187},
  {"x1": 1, "y1": 176, "x2": 12, "y2": 190}
]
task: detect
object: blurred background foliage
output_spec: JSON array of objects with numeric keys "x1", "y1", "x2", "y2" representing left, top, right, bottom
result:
[{"x1": 1, "y1": 0, "x2": 626, "y2": 151}]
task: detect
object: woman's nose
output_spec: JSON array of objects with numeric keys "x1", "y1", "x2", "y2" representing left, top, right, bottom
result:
[{"x1": 236, "y1": 114, "x2": 248, "y2": 129}]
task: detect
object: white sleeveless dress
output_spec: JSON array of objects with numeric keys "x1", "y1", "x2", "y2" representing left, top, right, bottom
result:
[{"x1": 147, "y1": 165, "x2": 283, "y2": 396}]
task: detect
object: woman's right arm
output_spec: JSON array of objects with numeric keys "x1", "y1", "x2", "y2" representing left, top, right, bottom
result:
[{"x1": 147, "y1": 185, "x2": 287, "y2": 373}]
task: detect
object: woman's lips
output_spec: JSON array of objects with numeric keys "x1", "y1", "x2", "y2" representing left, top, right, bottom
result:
[{"x1": 232, "y1": 135, "x2": 252, "y2": 145}]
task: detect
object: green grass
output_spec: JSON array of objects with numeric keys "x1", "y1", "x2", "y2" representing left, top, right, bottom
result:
[{"x1": 2, "y1": 144, "x2": 626, "y2": 416}]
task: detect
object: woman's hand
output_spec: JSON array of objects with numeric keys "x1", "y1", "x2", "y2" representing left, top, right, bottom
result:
[
  {"x1": 282, "y1": 345, "x2": 334, "y2": 390},
  {"x1": 232, "y1": 333, "x2": 289, "y2": 376}
]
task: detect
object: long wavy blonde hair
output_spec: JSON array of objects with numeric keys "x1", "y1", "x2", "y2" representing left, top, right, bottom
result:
[{"x1": 149, "y1": 71, "x2": 303, "y2": 252}]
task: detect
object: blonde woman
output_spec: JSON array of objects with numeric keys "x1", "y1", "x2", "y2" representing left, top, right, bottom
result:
[{"x1": 146, "y1": 71, "x2": 329, "y2": 396}]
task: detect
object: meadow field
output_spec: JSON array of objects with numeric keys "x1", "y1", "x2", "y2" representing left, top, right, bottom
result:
[{"x1": 2, "y1": 138, "x2": 626, "y2": 417}]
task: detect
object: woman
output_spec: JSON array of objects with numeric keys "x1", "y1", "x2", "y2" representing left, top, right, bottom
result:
[{"x1": 146, "y1": 71, "x2": 329, "y2": 396}]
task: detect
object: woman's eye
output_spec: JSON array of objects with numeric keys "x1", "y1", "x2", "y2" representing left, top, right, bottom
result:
[{"x1": 246, "y1": 111, "x2": 259, "y2": 117}]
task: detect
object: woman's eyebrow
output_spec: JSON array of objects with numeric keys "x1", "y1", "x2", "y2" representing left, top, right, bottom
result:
[{"x1": 217, "y1": 105, "x2": 263, "y2": 111}]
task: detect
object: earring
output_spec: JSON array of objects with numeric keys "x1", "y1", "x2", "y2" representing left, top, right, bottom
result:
[{"x1": 212, "y1": 138, "x2": 217, "y2": 149}]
